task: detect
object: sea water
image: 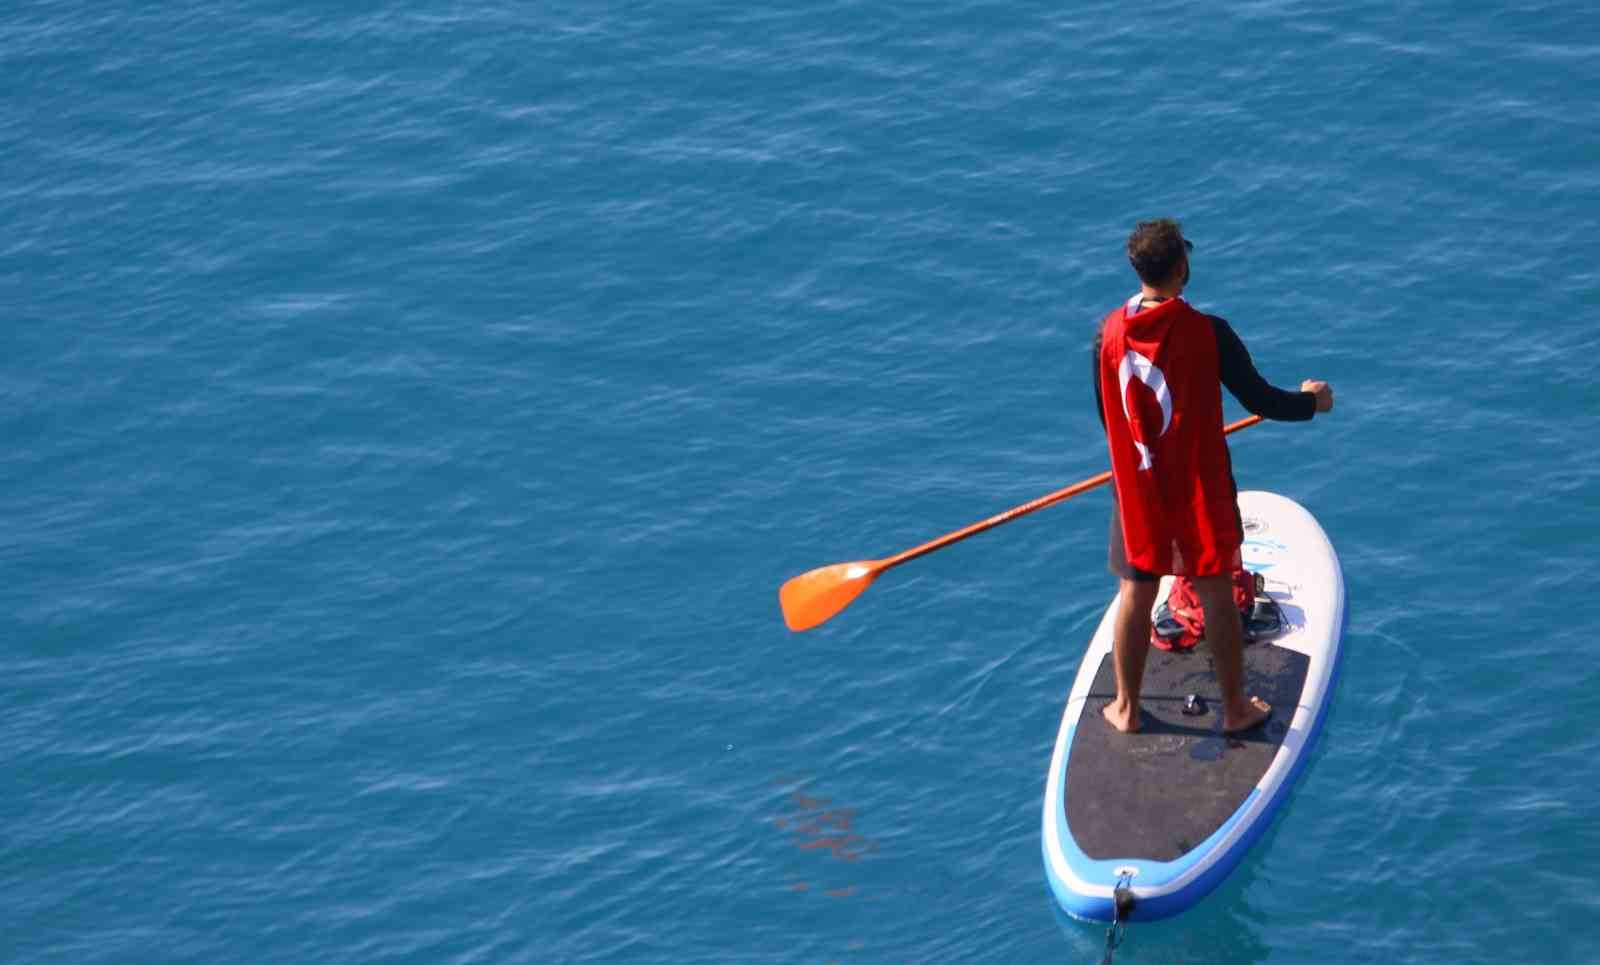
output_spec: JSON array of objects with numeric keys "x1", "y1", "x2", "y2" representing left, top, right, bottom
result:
[{"x1": 5, "y1": 2, "x2": 1598, "y2": 962}]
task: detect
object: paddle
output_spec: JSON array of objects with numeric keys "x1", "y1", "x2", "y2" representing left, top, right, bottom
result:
[{"x1": 779, "y1": 414, "x2": 1264, "y2": 631}]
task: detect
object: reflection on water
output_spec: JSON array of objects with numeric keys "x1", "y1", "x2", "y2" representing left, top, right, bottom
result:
[{"x1": 772, "y1": 777, "x2": 879, "y2": 899}]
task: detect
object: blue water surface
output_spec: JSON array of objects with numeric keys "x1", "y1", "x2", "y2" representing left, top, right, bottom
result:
[{"x1": 5, "y1": 1, "x2": 1599, "y2": 962}]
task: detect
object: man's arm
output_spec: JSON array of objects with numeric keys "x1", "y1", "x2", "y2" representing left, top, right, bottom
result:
[
  {"x1": 1209, "y1": 315, "x2": 1319, "y2": 421},
  {"x1": 1090, "y1": 329, "x2": 1106, "y2": 427}
]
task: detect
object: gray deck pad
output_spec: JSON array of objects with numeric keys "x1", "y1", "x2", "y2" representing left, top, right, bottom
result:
[{"x1": 1064, "y1": 641, "x2": 1309, "y2": 862}]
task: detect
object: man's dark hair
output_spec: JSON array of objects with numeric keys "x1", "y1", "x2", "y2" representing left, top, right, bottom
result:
[{"x1": 1126, "y1": 219, "x2": 1190, "y2": 287}]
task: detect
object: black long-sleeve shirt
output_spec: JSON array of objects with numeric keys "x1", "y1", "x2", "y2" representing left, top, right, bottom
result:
[{"x1": 1091, "y1": 312, "x2": 1316, "y2": 426}]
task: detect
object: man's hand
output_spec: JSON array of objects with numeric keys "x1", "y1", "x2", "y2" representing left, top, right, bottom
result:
[{"x1": 1301, "y1": 380, "x2": 1334, "y2": 413}]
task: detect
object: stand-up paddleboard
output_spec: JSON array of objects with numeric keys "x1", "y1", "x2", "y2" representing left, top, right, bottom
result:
[{"x1": 1042, "y1": 490, "x2": 1345, "y2": 922}]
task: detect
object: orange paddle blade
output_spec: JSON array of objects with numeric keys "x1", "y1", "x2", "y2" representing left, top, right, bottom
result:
[{"x1": 779, "y1": 560, "x2": 885, "y2": 632}]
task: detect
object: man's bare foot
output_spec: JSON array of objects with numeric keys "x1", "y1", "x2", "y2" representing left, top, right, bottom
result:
[
  {"x1": 1222, "y1": 695, "x2": 1271, "y2": 734},
  {"x1": 1101, "y1": 700, "x2": 1141, "y2": 733}
]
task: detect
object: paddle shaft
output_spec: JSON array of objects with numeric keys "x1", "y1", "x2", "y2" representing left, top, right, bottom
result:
[{"x1": 879, "y1": 414, "x2": 1264, "y2": 572}]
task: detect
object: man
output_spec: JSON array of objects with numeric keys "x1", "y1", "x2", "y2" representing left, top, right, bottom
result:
[{"x1": 1093, "y1": 219, "x2": 1333, "y2": 734}]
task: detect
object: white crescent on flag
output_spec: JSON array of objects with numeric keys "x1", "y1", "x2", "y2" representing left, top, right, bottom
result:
[{"x1": 1117, "y1": 349, "x2": 1171, "y2": 470}]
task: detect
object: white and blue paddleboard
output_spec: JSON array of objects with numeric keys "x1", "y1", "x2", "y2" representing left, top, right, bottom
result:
[{"x1": 1042, "y1": 490, "x2": 1345, "y2": 922}]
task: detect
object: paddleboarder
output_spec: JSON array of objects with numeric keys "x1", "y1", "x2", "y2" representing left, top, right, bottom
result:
[{"x1": 1094, "y1": 219, "x2": 1333, "y2": 734}]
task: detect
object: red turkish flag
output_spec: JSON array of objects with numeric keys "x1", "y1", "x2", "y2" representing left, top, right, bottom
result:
[{"x1": 1098, "y1": 296, "x2": 1241, "y2": 576}]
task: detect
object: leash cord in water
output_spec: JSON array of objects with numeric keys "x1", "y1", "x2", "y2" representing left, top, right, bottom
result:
[{"x1": 1099, "y1": 873, "x2": 1136, "y2": 965}]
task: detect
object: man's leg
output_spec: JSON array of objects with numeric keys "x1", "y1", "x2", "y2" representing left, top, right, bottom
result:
[
  {"x1": 1101, "y1": 577, "x2": 1160, "y2": 733},
  {"x1": 1192, "y1": 574, "x2": 1272, "y2": 733}
]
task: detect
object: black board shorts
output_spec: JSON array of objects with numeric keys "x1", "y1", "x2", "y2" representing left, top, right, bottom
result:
[{"x1": 1107, "y1": 505, "x2": 1160, "y2": 584}]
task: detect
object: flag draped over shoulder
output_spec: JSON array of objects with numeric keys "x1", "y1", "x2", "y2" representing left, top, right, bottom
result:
[{"x1": 1098, "y1": 295, "x2": 1241, "y2": 577}]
